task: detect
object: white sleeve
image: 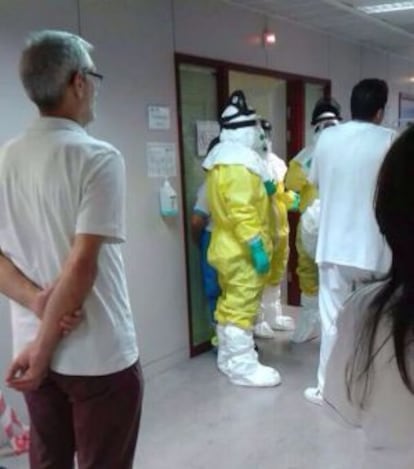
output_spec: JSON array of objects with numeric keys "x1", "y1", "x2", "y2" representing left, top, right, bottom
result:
[
  {"x1": 76, "y1": 150, "x2": 126, "y2": 243},
  {"x1": 323, "y1": 302, "x2": 362, "y2": 429},
  {"x1": 193, "y1": 182, "x2": 209, "y2": 217}
]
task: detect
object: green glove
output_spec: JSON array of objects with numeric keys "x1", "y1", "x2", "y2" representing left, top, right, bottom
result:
[
  {"x1": 264, "y1": 180, "x2": 277, "y2": 196},
  {"x1": 248, "y1": 237, "x2": 270, "y2": 275},
  {"x1": 290, "y1": 192, "x2": 301, "y2": 212}
]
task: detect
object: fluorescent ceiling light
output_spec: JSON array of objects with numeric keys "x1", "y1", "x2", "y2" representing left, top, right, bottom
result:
[{"x1": 358, "y1": 2, "x2": 414, "y2": 14}]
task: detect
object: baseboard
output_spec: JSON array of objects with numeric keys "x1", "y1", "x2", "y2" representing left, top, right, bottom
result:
[{"x1": 141, "y1": 347, "x2": 189, "y2": 381}]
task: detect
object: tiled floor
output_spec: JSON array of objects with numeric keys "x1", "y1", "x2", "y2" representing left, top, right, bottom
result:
[{"x1": 0, "y1": 311, "x2": 363, "y2": 469}]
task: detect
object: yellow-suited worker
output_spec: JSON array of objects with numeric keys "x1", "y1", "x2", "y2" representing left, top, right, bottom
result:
[
  {"x1": 254, "y1": 119, "x2": 300, "y2": 339},
  {"x1": 203, "y1": 90, "x2": 280, "y2": 388}
]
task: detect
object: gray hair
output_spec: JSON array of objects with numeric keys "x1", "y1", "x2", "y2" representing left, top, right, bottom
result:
[{"x1": 20, "y1": 30, "x2": 93, "y2": 109}]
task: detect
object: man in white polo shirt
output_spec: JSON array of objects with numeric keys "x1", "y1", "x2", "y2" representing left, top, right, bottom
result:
[
  {"x1": 304, "y1": 79, "x2": 395, "y2": 406},
  {"x1": 2, "y1": 30, "x2": 142, "y2": 468}
]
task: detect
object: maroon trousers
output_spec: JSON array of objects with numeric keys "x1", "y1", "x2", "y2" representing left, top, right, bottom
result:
[{"x1": 24, "y1": 361, "x2": 144, "y2": 469}]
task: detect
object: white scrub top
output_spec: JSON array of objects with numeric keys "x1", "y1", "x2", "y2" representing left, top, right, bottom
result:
[
  {"x1": 309, "y1": 121, "x2": 395, "y2": 273},
  {"x1": 193, "y1": 181, "x2": 213, "y2": 232},
  {"x1": 324, "y1": 281, "x2": 414, "y2": 469}
]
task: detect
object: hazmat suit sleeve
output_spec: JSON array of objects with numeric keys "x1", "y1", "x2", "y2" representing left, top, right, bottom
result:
[
  {"x1": 222, "y1": 165, "x2": 265, "y2": 244},
  {"x1": 277, "y1": 185, "x2": 299, "y2": 212},
  {"x1": 267, "y1": 181, "x2": 290, "y2": 285},
  {"x1": 285, "y1": 161, "x2": 317, "y2": 214},
  {"x1": 285, "y1": 160, "x2": 308, "y2": 193}
]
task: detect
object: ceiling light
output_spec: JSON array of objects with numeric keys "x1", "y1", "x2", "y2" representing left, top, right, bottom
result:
[
  {"x1": 262, "y1": 29, "x2": 276, "y2": 46},
  {"x1": 358, "y1": 1, "x2": 414, "y2": 14}
]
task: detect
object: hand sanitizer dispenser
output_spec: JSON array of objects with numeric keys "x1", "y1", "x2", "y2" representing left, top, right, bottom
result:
[{"x1": 160, "y1": 179, "x2": 178, "y2": 217}]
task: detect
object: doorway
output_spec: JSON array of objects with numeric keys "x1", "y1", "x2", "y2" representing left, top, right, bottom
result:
[{"x1": 175, "y1": 54, "x2": 329, "y2": 355}]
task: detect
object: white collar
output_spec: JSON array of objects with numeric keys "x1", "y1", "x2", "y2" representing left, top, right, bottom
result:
[{"x1": 29, "y1": 117, "x2": 87, "y2": 135}]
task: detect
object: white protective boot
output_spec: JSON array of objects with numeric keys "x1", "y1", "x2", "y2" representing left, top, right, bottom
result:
[
  {"x1": 262, "y1": 285, "x2": 295, "y2": 331},
  {"x1": 253, "y1": 319, "x2": 275, "y2": 339},
  {"x1": 291, "y1": 294, "x2": 320, "y2": 343},
  {"x1": 253, "y1": 307, "x2": 274, "y2": 339},
  {"x1": 216, "y1": 324, "x2": 230, "y2": 374},
  {"x1": 222, "y1": 324, "x2": 281, "y2": 387},
  {"x1": 304, "y1": 387, "x2": 323, "y2": 406}
]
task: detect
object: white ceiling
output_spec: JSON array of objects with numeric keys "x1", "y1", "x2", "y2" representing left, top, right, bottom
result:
[{"x1": 222, "y1": 0, "x2": 414, "y2": 59}]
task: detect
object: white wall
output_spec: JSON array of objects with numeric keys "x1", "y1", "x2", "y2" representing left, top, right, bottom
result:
[
  {"x1": 0, "y1": 0, "x2": 414, "y2": 417},
  {"x1": 174, "y1": 0, "x2": 414, "y2": 124}
]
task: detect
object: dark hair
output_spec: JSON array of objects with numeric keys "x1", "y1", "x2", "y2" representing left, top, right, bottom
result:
[
  {"x1": 350, "y1": 79, "x2": 388, "y2": 121},
  {"x1": 346, "y1": 125, "x2": 414, "y2": 408}
]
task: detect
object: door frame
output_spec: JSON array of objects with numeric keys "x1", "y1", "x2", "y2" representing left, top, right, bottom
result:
[{"x1": 175, "y1": 53, "x2": 330, "y2": 356}]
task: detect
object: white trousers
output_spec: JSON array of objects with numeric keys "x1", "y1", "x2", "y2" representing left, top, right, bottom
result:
[{"x1": 317, "y1": 263, "x2": 377, "y2": 392}]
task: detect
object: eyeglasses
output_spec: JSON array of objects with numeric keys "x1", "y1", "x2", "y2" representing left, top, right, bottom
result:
[
  {"x1": 86, "y1": 71, "x2": 103, "y2": 81},
  {"x1": 84, "y1": 70, "x2": 104, "y2": 88}
]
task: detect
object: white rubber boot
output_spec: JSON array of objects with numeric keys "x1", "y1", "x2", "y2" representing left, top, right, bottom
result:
[
  {"x1": 291, "y1": 294, "x2": 320, "y2": 343},
  {"x1": 223, "y1": 324, "x2": 281, "y2": 387},
  {"x1": 263, "y1": 285, "x2": 295, "y2": 331}
]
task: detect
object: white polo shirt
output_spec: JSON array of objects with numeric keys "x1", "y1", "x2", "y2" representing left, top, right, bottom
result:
[
  {"x1": 309, "y1": 121, "x2": 395, "y2": 274},
  {"x1": 0, "y1": 117, "x2": 138, "y2": 376}
]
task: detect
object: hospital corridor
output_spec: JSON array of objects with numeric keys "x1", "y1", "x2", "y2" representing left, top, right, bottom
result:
[{"x1": 1, "y1": 1, "x2": 414, "y2": 468}]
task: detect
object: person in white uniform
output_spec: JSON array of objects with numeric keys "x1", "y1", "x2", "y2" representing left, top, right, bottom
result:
[
  {"x1": 305, "y1": 79, "x2": 396, "y2": 405},
  {"x1": 324, "y1": 125, "x2": 414, "y2": 468}
]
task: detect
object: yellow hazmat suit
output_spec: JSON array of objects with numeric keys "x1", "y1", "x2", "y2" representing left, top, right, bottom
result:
[
  {"x1": 285, "y1": 153, "x2": 318, "y2": 296},
  {"x1": 203, "y1": 89, "x2": 280, "y2": 388},
  {"x1": 206, "y1": 164, "x2": 273, "y2": 329}
]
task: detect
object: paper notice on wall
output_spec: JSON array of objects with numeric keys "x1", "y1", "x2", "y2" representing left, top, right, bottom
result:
[
  {"x1": 148, "y1": 105, "x2": 171, "y2": 130},
  {"x1": 146, "y1": 142, "x2": 177, "y2": 178},
  {"x1": 196, "y1": 120, "x2": 220, "y2": 157}
]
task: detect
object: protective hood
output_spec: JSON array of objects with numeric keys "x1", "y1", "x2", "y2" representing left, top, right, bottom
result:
[{"x1": 202, "y1": 140, "x2": 271, "y2": 182}]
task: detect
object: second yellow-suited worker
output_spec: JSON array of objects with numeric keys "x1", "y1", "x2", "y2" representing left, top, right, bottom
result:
[
  {"x1": 254, "y1": 119, "x2": 300, "y2": 339},
  {"x1": 285, "y1": 97, "x2": 342, "y2": 343},
  {"x1": 203, "y1": 90, "x2": 280, "y2": 388}
]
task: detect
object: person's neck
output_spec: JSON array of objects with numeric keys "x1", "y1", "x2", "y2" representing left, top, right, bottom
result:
[
  {"x1": 352, "y1": 118, "x2": 377, "y2": 125},
  {"x1": 40, "y1": 109, "x2": 84, "y2": 127}
]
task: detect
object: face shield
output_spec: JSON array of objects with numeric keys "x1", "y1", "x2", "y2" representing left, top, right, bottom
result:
[{"x1": 252, "y1": 122, "x2": 267, "y2": 157}]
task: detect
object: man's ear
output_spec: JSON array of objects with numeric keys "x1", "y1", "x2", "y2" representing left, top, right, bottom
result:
[
  {"x1": 374, "y1": 108, "x2": 385, "y2": 125},
  {"x1": 70, "y1": 71, "x2": 86, "y2": 99}
]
